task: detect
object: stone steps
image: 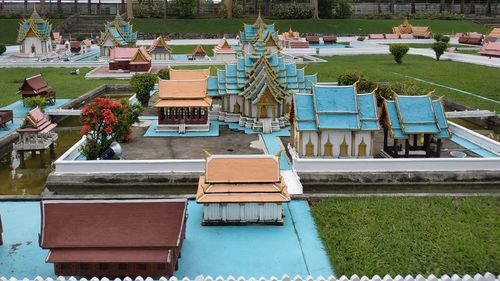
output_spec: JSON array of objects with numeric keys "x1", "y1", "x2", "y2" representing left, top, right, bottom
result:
[{"x1": 57, "y1": 14, "x2": 117, "y2": 38}]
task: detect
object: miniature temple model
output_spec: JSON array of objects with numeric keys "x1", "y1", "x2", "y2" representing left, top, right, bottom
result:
[
  {"x1": 188, "y1": 45, "x2": 208, "y2": 60},
  {"x1": 14, "y1": 107, "x2": 57, "y2": 152},
  {"x1": 380, "y1": 94, "x2": 450, "y2": 158},
  {"x1": 239, "y1": 14, "x2": 280, "y2": 53},
  {"x1": 18, "y1": 74, "x2": 56, "y2": 104},
  {"x1": 196, "y1": 154, "x2": 290, "y2": 225},
  {"x1": 212, "y1": 37, "x2": 237, "y2": 62},
  {"x1": 147, "y1": 36, "x2": 172, "y2": 60},
  {"x1": 40, "y1": 199, "x2": 187, "y2": 277},
  {"x1": 17, "y1": 8, "x2": 53, "y2": 56},
  {"x1": 0, "y1": 110, "x2": 14, "y2": 130},
  {"x1": 485, "y1": 28, "x2": 500, "y2": 43},
  {"x1": 208, "y1": 38, "x2": 316, "y2": 133},
  {"x1": 109, "y1": 47, "x2": 151, "y2": 72},
  {"x1": 290, "y1": 84, "x2": 379, "y2": 158},
  {"x1": 154, "y1": 69, "x2": 212, "y2": 133},
  {"x1": 99, "y1": 13, "x2": 137, "y2": 56},
  {"x1": 80, "y1": 39, "x2": 92, "y2": 54},
  {"x1": 279, "y1": 27, "x2": 310, "y2": 48},
  {"x1": 392, "y1": 18, "x2": 432, "y2": 38}
]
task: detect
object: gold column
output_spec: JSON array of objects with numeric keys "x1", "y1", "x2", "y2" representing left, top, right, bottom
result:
[{"x1": 317, "y1": 131, "x2": 322, "y2": 157}]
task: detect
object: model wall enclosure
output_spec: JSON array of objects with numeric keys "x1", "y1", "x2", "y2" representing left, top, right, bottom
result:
[{"x1": 203, "y1": 203, "x2": 285, "y2": 224}]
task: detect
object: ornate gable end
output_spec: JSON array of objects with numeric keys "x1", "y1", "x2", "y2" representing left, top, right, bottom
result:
[{"x1": 256, "y1": 86, "x2": 279, "y2": 105}]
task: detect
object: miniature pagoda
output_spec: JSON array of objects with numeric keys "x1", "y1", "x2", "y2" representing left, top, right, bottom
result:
[
  {"x1": 40, "y1": 199, "x2": 187, "y2": 277},
  {"x1": 154, "y1": 69, "x2": 212, "y2": 133},
  {"x1": 212, "y1": 37, "x2": 237, "y2": 62},
  {"x1": 196, "y1": 154, "x2": 290, "y2": 225},
  {"x1": 17, "y1": 8, "x2": 53, "y2": 56},
  {"x1": 208, "y1": 31, "x2": 316, "y2": 133},
  {"x1": 99, "y1": 12, "x2": 137, "y2": 56},
  {"x1": 279, "y1": 27, "x2": 309, "y2": 48},
  {"x1": 380, "y1": 94, "x2": 450, "y2": 158},
  {"x1": 14, "y1": 107, "x2": 57, "y2": 152},
  {"x1": 392, "y1": 18, "x2": 432, "y2": 38},
  {"x1": 109, "y1": 47, "x2": 151, "y2": 72},
  {"x1": 290, "y1": 84, "x2": 379, "y2": 158},
  {"x1": 147, "y1": 36, "x2": 172, "y2": 60},
  {"x1": 80, "y1": 39, "x2": 92, "y2": 54},
  {"x1": 17, "y1": 74, "x2": 56, "y2": 104},
  {"x1": 188, "y1": 45, "x2": 208, "y2": 60},
  {"x1": 239, "y1": 12, "x2": 280, "y2": 53}
]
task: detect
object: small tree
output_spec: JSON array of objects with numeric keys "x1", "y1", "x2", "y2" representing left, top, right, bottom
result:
[
  {"x1": 0, "y1": 44, "x2": 6, "y2": 55},
  {"x1": 389, "y1": 44, "x2": 409, "y2": 64},
  {"x1": 338, "y1": 71, "x2": 367, "y2": 85},
  {"x1": 335, "y1": 0, "x2": 352, "y2": 19},
  {"x1": 130, "y1": 73, "x2": 157, "y2": 107},
  {"x1": 157, "y1": 67, "x2": 170, "y2": 80},
  {"x1": 23, "y1": 96, "x2": 48, "y2": 110},
  {"x1": 432, "y1": 41, "x2": 448, "y2": 61},
  {"x1": 114, "y1": 98, "x2": 143, "y2": 143},
  {"x1": 171, "y1": 0, "x2": 196, "y2": 18}
]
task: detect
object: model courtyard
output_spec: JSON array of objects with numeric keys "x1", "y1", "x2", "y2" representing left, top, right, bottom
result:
[{"x1": 0, "y1": 5, "x2": 499, "y2": 281}]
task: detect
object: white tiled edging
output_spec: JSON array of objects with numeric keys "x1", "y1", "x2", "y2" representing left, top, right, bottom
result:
[
  {"x1": 53, "y1": 137, "x2": 204, "y2": 175},
  {"x1": 2, "y1": 273, "x2": 498, "y2": 281}
]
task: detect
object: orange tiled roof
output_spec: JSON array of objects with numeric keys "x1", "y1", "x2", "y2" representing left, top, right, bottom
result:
[{"x1": 169, "y1": 69, "x2": 210, "y2": 80}]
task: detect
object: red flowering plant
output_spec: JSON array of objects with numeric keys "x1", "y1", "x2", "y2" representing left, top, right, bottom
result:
[{"x1": 80, "y1": 97, "x2": 142, "y2": 160}]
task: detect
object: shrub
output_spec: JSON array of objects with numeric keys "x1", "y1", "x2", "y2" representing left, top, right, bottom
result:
[
  {"x1": 389, "y1": 44, "x2": 409, "y2": 64},
  {"x1": 318, "y1": 0, "x2": 334, "y2": 18},
  {"x1": 130, "y1": 73, "x2": 157, "y2": 107},
  {"x1": 114, "y1": 99, "x2": 143, "y2": 143},
  {"x1": 171, "y1": 0, "x2": 197, "y2": 18},
  {"x1": 432, "y1": 41, "x2": 448, "y2": 61},
  {"x1": 338, "y1": 71, "x2": 367, "y2": 86},
  {"x1": 440, "y1": 35, "x2": 450, "y2": 43},
  {"x1": 271, "y1": 3, "x2": 313, "y2": 19},
  {"x1": 390, "y1": 81, "x2": 427, "y2": 96},
  {"x1": 357, "y1": 36, "x2": 365, "y2": 41},
  {"x1": 76, "y1": 35, "x2": 86, "y2": 42},
  {"x1": 157, "y1": 68, "x2": 171, "y2": 80},
  {"x1": 218, "y1": 4, "x2": 243, "y2": 18},
  {"x1": 133, "y1": 1, "x2": 163, "y2": 18},
  {"x1": 334, "y1": 0, "x2": 352, "y2": 19},
  {"x1": 0, "y1": 44, "x2": 6, "y2": 56},
  {"x1": 23, "y1": 96, "x2": 48, "y2": 110}
]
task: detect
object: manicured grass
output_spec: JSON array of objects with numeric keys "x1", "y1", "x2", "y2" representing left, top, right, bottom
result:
[
  {"x1": 132, "y1": 19, "x2": 488, "y2": 36},
  {"x1": 0, "y1": 68, "x2": 127, "y2": 107},
  {"x1": 397, "y1": 43, "x2": 463, "y2": 48},
  {"x1": 171, "y1": 44, "x2": 215, "y2": 56},
  {"x1": 303, "y1": 55, "x2": 500, "y2": 111},
  {"x1": 310, "y1": 197, "x2": 500, "y2": 276},
  {"x1": 0, "y1": 18, "x2": 63, "y2": 45}
]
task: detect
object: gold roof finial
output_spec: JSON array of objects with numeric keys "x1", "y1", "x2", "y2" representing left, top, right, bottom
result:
[
  {"x1": 274, "y1": 149, "x2": 283, "y2": 158},
  {"x1": 202, "y1": 150, "x2": 212, "y2": 159}
]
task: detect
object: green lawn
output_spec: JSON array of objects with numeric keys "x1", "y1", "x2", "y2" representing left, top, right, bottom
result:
[
  {"x1": 132, "y1": 19, "x2": 488, "y2": 36},
  {"x1": 0, "y1": 18, "x2": 63, "y2": 45},
  {"x1": 303, "y1": 55, "x2": 500, "y2": 111},
  {"x1": 396, "y1": 43, "x2": 463, "y2": 48},
  {"x1": 0, "y1": 68, "x2": 126, "y2": 107},
  {"x1": 171, "y1": 45, "x2": 215, "y2": 56},
  {"x1": 310, "y1": 196, "x2": 500, "y2": 276}
]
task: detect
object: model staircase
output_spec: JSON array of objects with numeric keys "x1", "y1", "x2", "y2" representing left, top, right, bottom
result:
[
  {"x1": 262, "y1": 119, "x2": 272, "y2": 134},
  {"x1": 178, "y1": 122, "x2": 186, "y2": 134},
  {"x1": 57, "y1": 14, "x2": 117, "y2": 39}
]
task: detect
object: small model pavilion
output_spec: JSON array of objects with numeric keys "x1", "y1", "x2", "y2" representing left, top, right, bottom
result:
[
  {"x1": 380, "y1": 94, "x2": 450, "y2": 158},
  {"x1": 109, "y1": 47, "x2": 151, "y2": 72},
  {"x1": 147, "y1": 36, "x2": 172, "y2": 60},
  {"x1": 17, "y1": 74, "x2": 56, "y2": 104},
  {"x1": 40, "y1": 199, "x2": 187, "y2": 277},
  {"x1": 239, "y1": 12, "x2": 280, "y2": 53},
  {"x1": 196, "y1": 154, "x2": 290, "y2": 225},
  {"x1": 99, "y1": 13, "x2": 137, "y2": 56},
  {"x1": 17, "y1": 8, "x2": 53, "y2": 56},
  {"x1": 14, "y1": 107, "x2": 57, "y2": 152},
  {"x1": 290, "y1": 84, "x2": 379, "y2": 158},
  {"x1": 154, "y1": 69, "x2": 212, "y2": 133},
  {"x1": 188, "y1": 45, "x2": 208, "y2": 60},
  {"x1": 212, "y1": 37, "x2": 237, "y2": 62},
  {"x1": 392, "y1": 18, "x2": 432, "y2": 38}
]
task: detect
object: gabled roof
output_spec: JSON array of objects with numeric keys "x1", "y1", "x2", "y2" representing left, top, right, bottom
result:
[
  {"x1": 213, "y1": 37, "x2": 236, "y2": 54},
  {"x1": 383, "y1": 94, "x2": 450, "y2": 139},
  {"x1": 240, "y1": 14, "x2": 278, "y2": 44},
  {"x1": 154, "y1": 78, "x2": 212, "y2": 108},
  {"x1": 99, "y1": 13, "x2": 137, "y2": 47},
  {"x1": 110, "y1": 47, "x2": 151, "y2": 63},
  {"x1": 191, "y1": 45, "x2": 207, "y2": 56},
  {"x1": 18, "y1": 74, "x2": 50, "y2": 94},
  {"x1": 40, "y1": 199, "x2": 187, "y2": 248},
  {"x1": 80, "y1": 39, "x2": 92, "y2": 47},
  {"x1": 17, "y1": 8, "x2": 52, "y2": 43},
  {"x1": 148, "y1": 36, "x2": 172, "y2": 53},
  {"x1": 293, "y1": 84, "x2": 379, "y2": 131},
  {"x1": 488, "y1": 28, "x2": 500, "y2": 38},
  {"x1": 170, "y1": 68, "x2": 210, "y2": 80}
]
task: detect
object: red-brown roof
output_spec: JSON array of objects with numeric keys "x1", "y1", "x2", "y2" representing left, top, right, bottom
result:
[
  {"x1": 40, "y1": 199, "x2": 187, "y2": 248},
  {"x1": 18, "y1": 74, "x2": 49, "y2": 94},
  {"x1": 47, "y1": 248, "x2": 171, "y2": 263}
]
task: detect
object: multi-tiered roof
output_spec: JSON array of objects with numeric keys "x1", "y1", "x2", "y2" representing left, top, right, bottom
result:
[
  {"x1": 239, "y1": 12, "x2": 279, "y2": 45},
  {"x1": 100, "y1": 13, "x2": 137, "y2": 47},
  {"x1": 17, "y1": 8, "x2": 52, "y2": 44}
]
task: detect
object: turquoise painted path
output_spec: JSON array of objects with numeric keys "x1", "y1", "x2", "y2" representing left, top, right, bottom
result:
[
  {"x1": 0, "y1": 200, "x2": 334, "y2": 278},
  {"x1": 0, "y1": 99, "x2": 70, "y2": 138},
  {"x1": 144, "y1": 120, "x2": 220, "y2": 137},
  {"x1": 260, "y1": 129, "x2": 292, "y2": 170},
  {"x1": 451, "y1": 135, "x2": 499, "y2": 158}
]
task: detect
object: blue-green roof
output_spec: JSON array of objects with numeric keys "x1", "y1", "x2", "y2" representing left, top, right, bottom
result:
[{"x1": 17, "y1": 9, "x2": 52, "y2": 43}]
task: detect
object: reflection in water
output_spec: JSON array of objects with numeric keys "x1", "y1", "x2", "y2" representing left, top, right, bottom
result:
[{"x1": 0, "y1": 128, "x2": 82, "y2": 195}]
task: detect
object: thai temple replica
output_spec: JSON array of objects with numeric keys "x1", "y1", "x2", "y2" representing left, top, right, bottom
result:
[
  {"x1": 381, "y1": 94, "x2": 450, "y2": 158},
  {"x1": 108, "y1": 47, "x2": 151, "y2": 72},
  {"x1": 99, "y1": 13, "x2": 137, "y2": 56},
  {"x1": 212, "y1": 37, "x2": 237, "y2": 62},
  {"x1": 208, "y1": 15, "x2": 316, "y2": 133},
  {"x1": 147, "y1": 36, "x2": 172, "y2": 60},
  {"x1": 155, "y1": 69, "x2": 212, "y2": 133},
  {"x1": 196, "y1": 154, "x2": 290, "y2": 225},
  {"x1": 290, "y1": 84, "x2": 379, "y2": 158},
  {"x1": 17, "y1": 8, "x2": 53, "y2": 56},
  {"x1": 40, "y1": 199, "x2": 187, "y2": 276}
]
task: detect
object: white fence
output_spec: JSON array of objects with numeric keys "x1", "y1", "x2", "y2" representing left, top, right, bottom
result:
[
  {"x1": 448, "y1": 121, "x2": 500, "y2": 156},
  {"x1": 1, "y1": 273, "x2": 498, "y2": 281},
  {"x1": 53, "y1": 137, "x2": 205, "y2": 175}
]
